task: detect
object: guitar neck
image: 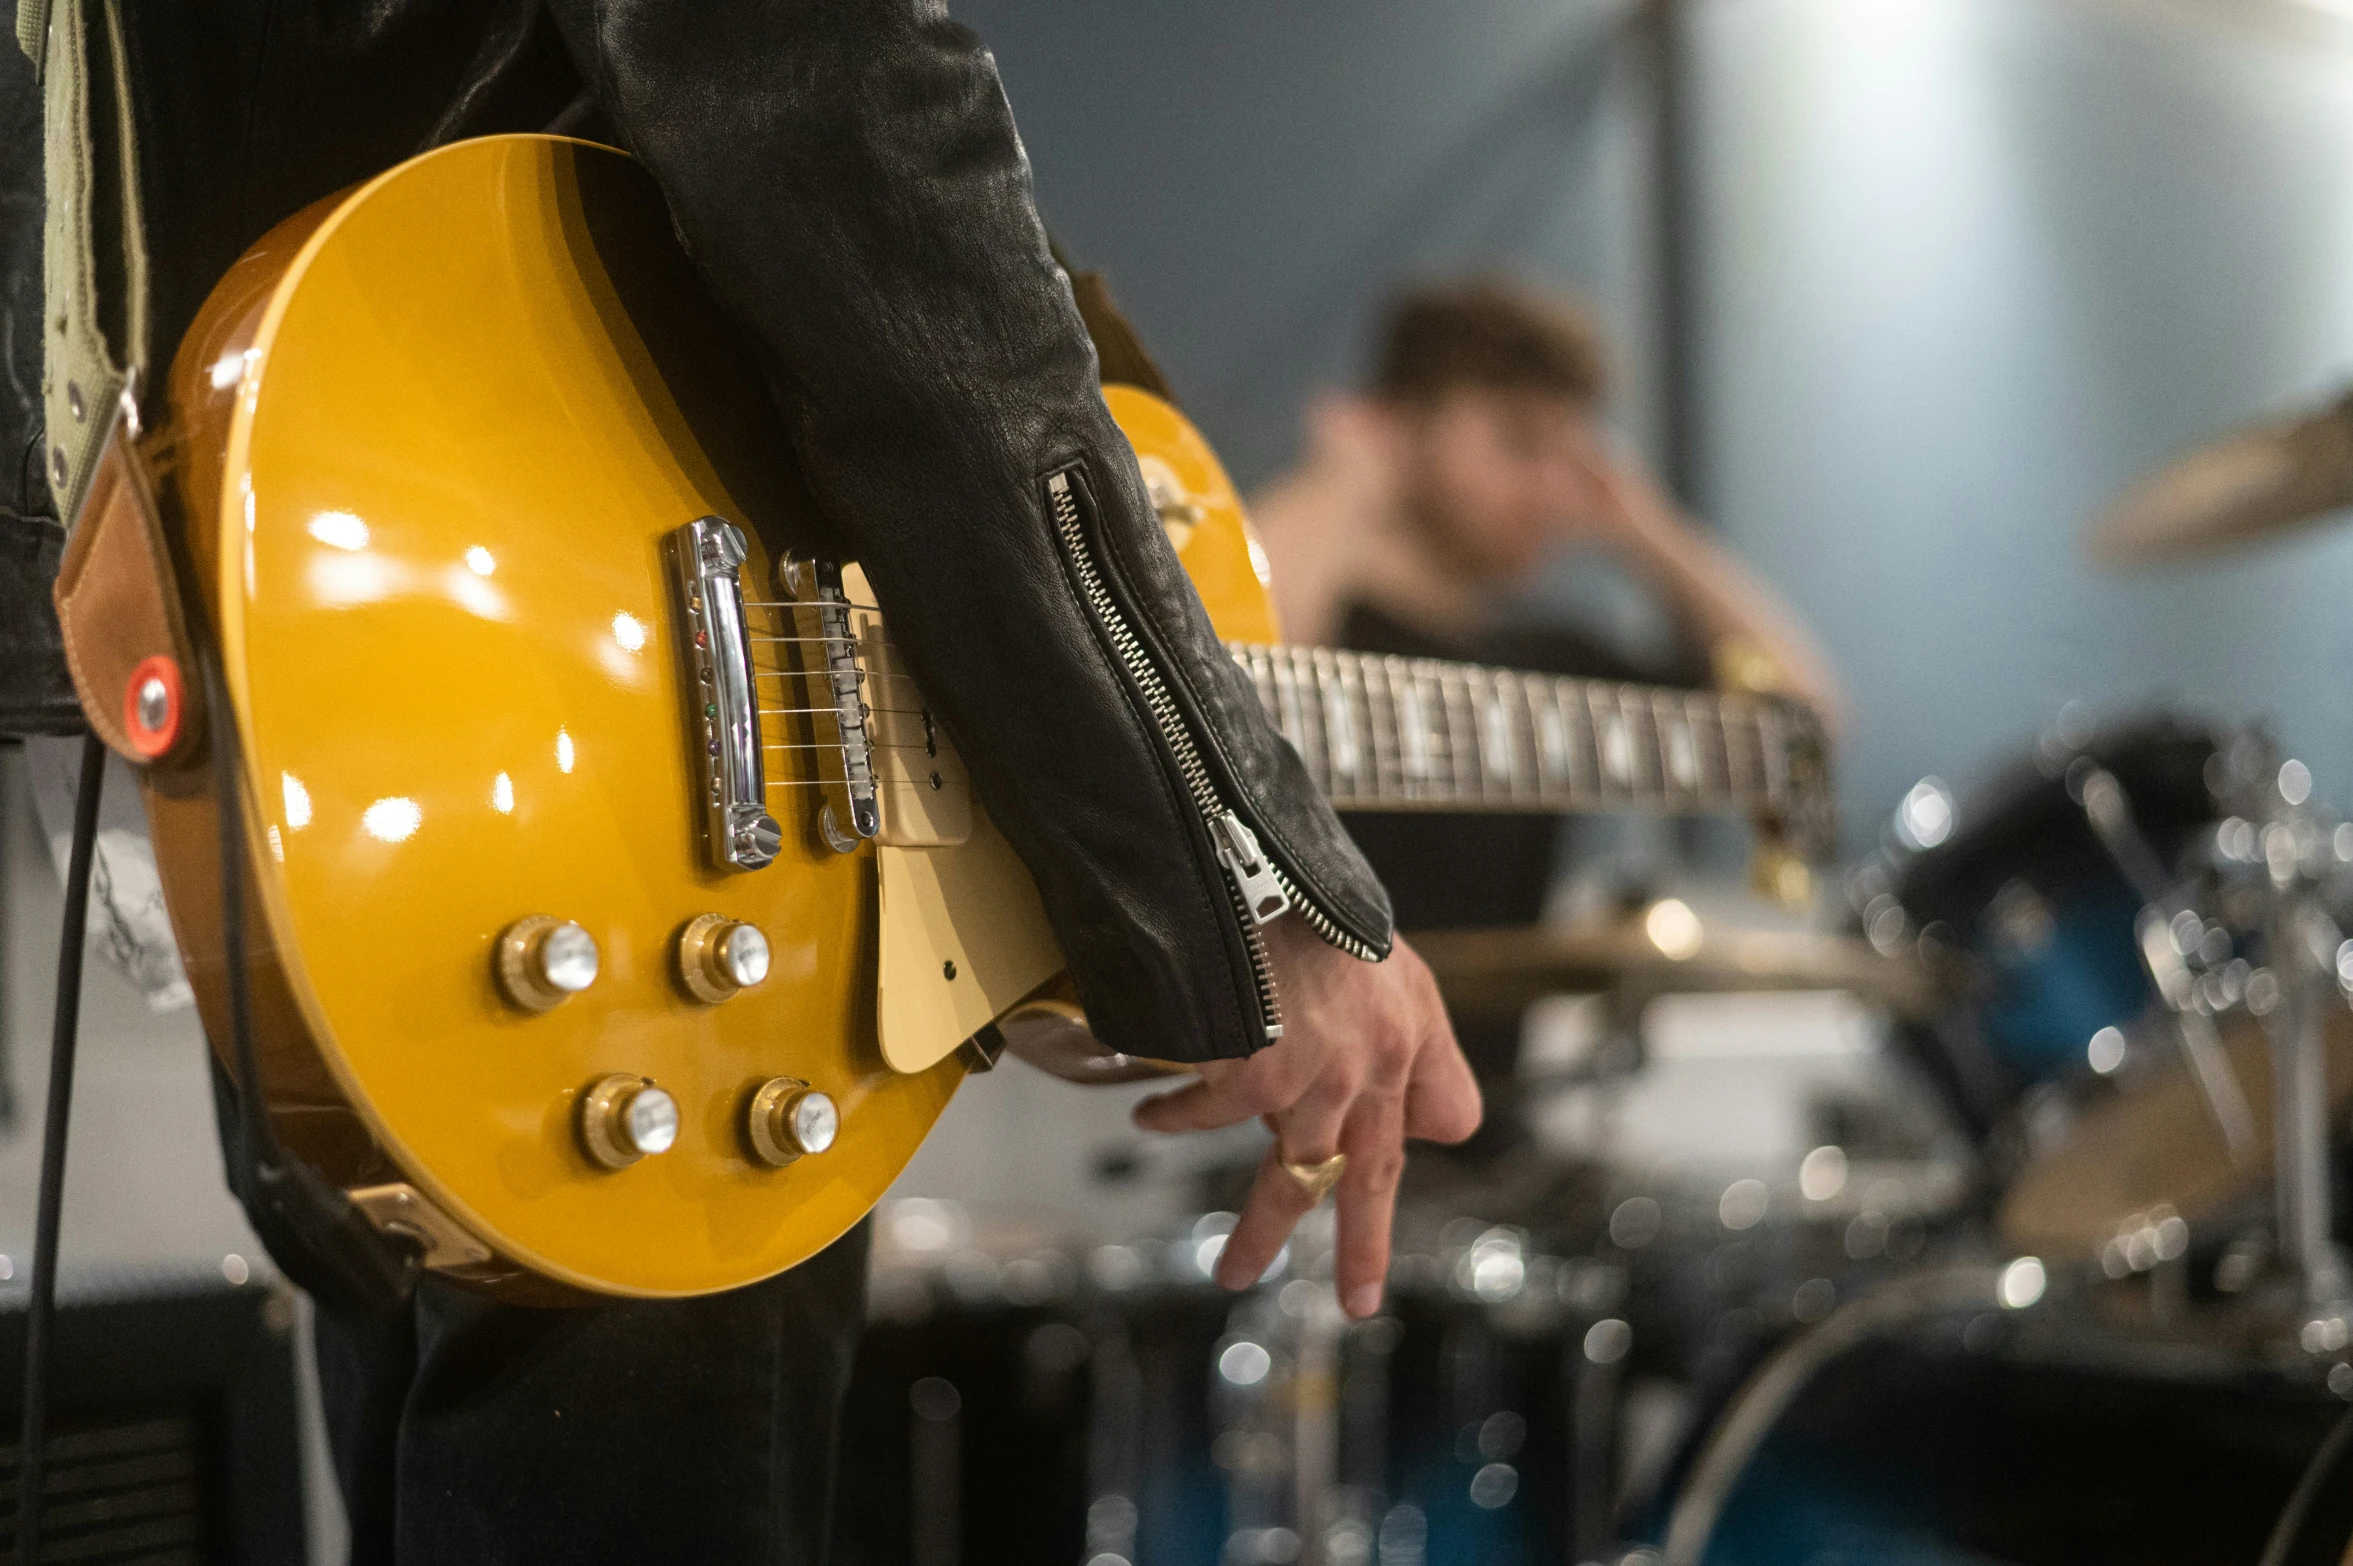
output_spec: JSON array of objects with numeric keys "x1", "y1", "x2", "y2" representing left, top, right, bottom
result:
[{"x1": 1230, "y1": 643, "x2": 1828, "y2": 824}]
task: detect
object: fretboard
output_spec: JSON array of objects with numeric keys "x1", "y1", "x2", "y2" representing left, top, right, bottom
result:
[{"x1": 1230, "y1": 643, "x2": 1830, "y2": 831}]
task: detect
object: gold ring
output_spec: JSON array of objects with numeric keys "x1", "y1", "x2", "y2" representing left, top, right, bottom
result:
[{"x1": 1280, "y1": 1152, "x2": 1347, "y2": 1203}]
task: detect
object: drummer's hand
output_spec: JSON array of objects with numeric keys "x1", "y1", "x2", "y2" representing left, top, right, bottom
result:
[{"x1": 1131, "y1": 918, "x2": 1481, "y2": 1318}]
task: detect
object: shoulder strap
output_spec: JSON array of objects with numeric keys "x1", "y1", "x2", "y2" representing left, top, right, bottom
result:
[{"x1": 18, "y1": 0, "x2": 148, "y2": 527}]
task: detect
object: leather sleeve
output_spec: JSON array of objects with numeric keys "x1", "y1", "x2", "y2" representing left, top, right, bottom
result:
[{"x1": 542, "y1": 0, "x2": 1391, "y2": 1063}]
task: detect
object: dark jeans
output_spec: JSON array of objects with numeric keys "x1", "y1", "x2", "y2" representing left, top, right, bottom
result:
[
  {"x1": 306, "y1": 1229, "x2": 869, "y2": 1566},
  {"x1": 216, "y1": 1061, "x2": 869, "y2": 1565}
]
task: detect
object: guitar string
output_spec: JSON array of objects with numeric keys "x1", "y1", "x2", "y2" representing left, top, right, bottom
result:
[{"x1": 736, "y1": 644, "x2": 1785, "y2": 801}]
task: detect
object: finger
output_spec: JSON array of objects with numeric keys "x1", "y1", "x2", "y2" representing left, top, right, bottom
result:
[
  {"x1": 1403, "y1": 1022, "x2": 1482, "y2": 1145},
  {"x1": 1267, "y1": 1068, "x2": 1354, "y2": 1166},
  {"x1": 1332, "y1": 1091, "x2": 1408, "y2": 1318},
  {"x1": 1130, "y1": 1043, "x2": 1321, "y2": 1136},
  {"x1": 1130, "y1": 1077, "x2": 1264, "y2": 1136},
  {"x1": 1214, "y1": 1145, "x2": 1320, "y2": 1291}
]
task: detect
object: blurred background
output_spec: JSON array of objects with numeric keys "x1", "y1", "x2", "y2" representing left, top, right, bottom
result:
[
  {"x1": 969, "y1": 0, "x2": 2353, "y2": 838},
  {"x1": 20, "y1": 1, "x2": 2353, "y2": 1562}
]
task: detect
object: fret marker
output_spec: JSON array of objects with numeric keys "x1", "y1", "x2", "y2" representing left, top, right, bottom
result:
[
  {"x1": 1538, "y1": 707, "x2": 1567, "y2": 785},
  {"x1": 1602, "y1": 714, "x2": 1633, "y2": 786},
  {"x1": 1667, "y1": 721, "x2": 1697, "y2": 789},
  {"x1": 1479, "y1": 694, "x2": 1513, "y2": 785},
  {"x1": 1324, "y1": 679, "x2": 1358, "y2": 785},
  {"x1": 1400, "y1": 684, "x2": 1431, "y2": 783}
]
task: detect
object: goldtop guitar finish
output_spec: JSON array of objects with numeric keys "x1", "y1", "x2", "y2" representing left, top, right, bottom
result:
[{"x1": 143, "y1": 137, "x2": 1829, "y2": 1301}]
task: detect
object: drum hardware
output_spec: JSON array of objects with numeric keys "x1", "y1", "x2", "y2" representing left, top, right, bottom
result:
[
  {"x1": 2191, "y1": 733, "x2": 2353, "y2": 1318},
  {"x1": 1865, "y1": 712, "x2": 2353, "y2": 1346},
  {"x1": 2075, "y1": 760, "x2": 2261, "y2": 1164}
]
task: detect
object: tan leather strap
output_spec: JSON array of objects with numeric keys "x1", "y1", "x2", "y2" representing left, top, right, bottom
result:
[{"x1": 51, "y1": 415, "x2": 200, "y2": 763}]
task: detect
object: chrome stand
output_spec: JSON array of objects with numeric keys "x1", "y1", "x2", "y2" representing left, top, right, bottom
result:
[{"x1": 2269, "y1": 898, "x2": 2349, "y2": 1316}]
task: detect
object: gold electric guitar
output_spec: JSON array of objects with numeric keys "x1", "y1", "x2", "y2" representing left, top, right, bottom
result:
[{"x1": 133, "y1": 136, "x2": 1830, "y2": 1300}]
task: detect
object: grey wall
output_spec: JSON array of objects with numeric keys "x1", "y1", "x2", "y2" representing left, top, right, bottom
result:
[
  {"x1": 959, "y1": 0, "x2": 2353, "y2": 851},
  {"x1": 1693, "y1": 0, "x2": 2353, "y2": 844},
  {"x1": 958, "y1": 0, "x2": 1658, "y2": 485}
]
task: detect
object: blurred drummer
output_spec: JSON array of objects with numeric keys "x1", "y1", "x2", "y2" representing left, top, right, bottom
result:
[
  {"x1": 1254, "y1": 276, "x2": 1841, "y2": 719},
  {"x1": 1250, "y1": 277, "x2": 1846, "y2": 1088}
]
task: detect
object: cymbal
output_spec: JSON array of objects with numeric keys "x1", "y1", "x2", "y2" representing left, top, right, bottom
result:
[
  {"x1": 1999, "y1": 1007, "x2": 2353, "y2": 1262},
  {"x1": 1408, "y1": 918, "x2": 1940, "y2": 1021},
  {"x1": 2087, "y1": 391, "x2": 2353, "y2": 566}
]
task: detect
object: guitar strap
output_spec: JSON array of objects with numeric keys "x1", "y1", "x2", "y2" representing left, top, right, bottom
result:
[
  {"x1": 17, "y1": 0, "x2": 148, "y2": 530},
  {"x1": 16, "y1": 4, "x2": 419, "y2": 1312}
]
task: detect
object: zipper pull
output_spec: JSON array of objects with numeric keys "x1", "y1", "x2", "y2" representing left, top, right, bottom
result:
[{"x1": 1212, "y1": 810, "x2": 1292, "y2": 926}]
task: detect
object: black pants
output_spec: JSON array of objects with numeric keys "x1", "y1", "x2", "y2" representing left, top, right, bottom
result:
[{"x1": 215, "y1": 1067, "x2": 869, "y2": 1564}]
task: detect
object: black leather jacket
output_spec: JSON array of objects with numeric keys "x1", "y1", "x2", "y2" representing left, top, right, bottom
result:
[{"x1": 0, "y1": 0, "x2": 1392, "y2": 1065}]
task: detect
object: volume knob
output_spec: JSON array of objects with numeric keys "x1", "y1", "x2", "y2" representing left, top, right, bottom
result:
[
  {"x1": 579, "y1": 1074, "x2": 680, "y2": 1170},
  {"x1": 746, "y1": 1079, "x2": 837, "y2": 1167},
  {"x1": 495, "y1": 916, "x2": 599, "y2": 1012},
  {"x1": 678, "y1": 913, "x2": 771, "y2": 1004}
]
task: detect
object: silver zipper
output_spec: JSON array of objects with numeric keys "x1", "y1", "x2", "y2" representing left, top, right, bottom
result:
[{"x1": 1050, "y1": 468, "x2": 1384, "y2": 1039}]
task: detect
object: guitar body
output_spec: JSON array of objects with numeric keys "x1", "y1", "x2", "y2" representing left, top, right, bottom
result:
[{"x1": 147, "y1": 136, "x2": 1275, "y2": 1299}]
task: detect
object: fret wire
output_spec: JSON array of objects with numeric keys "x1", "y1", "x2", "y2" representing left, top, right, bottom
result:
[
  {"x1": 1280, "y1": 644, "x2": 1317, "y2": 775},
  {"x1": 1529, "y1": 674, "x2": 1563, "y2": 803},
  {"x1": 1453, "y1": 664, "x2": 1480, "y2": 798},
  {"x1": 1443, "y1": 665, "x2": 1474, "y2": 800},
  {"x1": 1304, "y1": 647, "x2": 1336, "y2": 797},
  {"x1": 1283, "y1": 650, "x2": 1312, "y2": 789},
  {"x1": 1522, "y1": 677, "x2": 1557, "y2": 800},
  {"x1": 1430, "y1": 658, "x2": 1468, "y2": 794},
  {"x1": 1380, "y1": 656, "x2": 1410, "y2": 801},
  {"x1": 1346, "y1": 649, "x2": 1374, "y2": 798},
  {"x1": 1586, "y1": 685, "x2": 1619, "y2": 798},
  {"x1": 1448, "y1": 665, "x2": 1482, "y2": 800},
  {"x1": 1222, "y1": 643, "x2": 1808, "y2": 818},
  {"x1": 1412, "y1": 663, "x2": 1442, "y2": 798},
  {"x1": 1344, "y1": 654, "x2": 1377, "y2": 802},
  {"x1": 1486, "y1": 668, "x2": 1523, "y2": 800},
  {"x1": 1506, "y1": 671, "x2": 1540, "y2": 803},
  {"x1": 1425, "y1": 661, "x2": 1458, "y2": 798},
  {"x1": 1694, "y1": 691, "x2": 1731, "y2": 799},
  {"x1": 1547, "y1": 676, "x2": 1584, "y2": 805},
  {"x1": 1653, "y1": 690, "x2": 1693, "y2": 800},
  {"x1": 1498, "y1": 671, "x2": 1524, "y2": 799},
  {"x1": 1626, "y1": 686, "x2": 1661, "y2": 796},
  {"x1": 1705, "y1": 701, "x2": 1735, "y2": 803},
  {"x1": 1308, "y1": 649, "x2": 1338, "y2": 795}
]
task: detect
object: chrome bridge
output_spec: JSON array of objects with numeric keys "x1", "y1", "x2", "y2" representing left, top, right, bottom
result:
[{"x1": 669, "y1": 517, "x2": 783, "y2": 871}]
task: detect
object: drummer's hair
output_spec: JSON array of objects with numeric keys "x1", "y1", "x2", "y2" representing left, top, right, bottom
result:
[{"x1": 1371, "y1": 277, "x2": 1609, "y2": 410}]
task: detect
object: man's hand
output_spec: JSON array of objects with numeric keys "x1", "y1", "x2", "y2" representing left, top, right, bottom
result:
[{"x1": 1131, "y1": 919, "x2": 1480, "y2": 1318}]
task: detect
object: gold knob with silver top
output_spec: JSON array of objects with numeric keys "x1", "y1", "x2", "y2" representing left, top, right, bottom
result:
[
  {"x1": 495, "y1": 916, "x2": 600, "y2": 1011},
  {"x1": 677, "y1": 913, "x2": 771, "y2": 1003},
  {"x1": 746, "y1": 1078, "x2": 838, "y2": 1167},
  {"x1": 579, "y1": 1074, "x2": 681, "y2": 1170}
]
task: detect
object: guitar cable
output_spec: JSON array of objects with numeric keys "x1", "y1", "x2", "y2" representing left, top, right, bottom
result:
[{"x1": 19, "y1": 732, "x2": 107, "y2": 1566}]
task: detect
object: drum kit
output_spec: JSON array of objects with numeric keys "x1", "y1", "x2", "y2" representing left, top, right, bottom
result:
[{"x1": 834, "y1": 400, "x2": 2353, "y2": 1566}]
